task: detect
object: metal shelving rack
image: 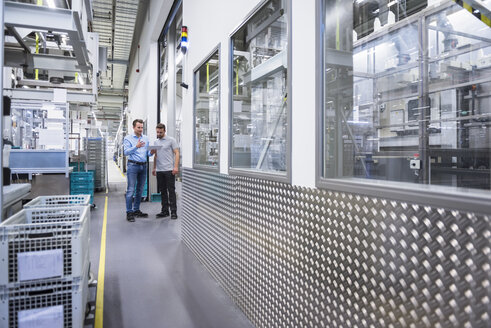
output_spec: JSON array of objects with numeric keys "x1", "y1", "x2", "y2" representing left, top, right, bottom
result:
[{"x1": 85, "y1": 137, "x2": 107, "y2": 191}]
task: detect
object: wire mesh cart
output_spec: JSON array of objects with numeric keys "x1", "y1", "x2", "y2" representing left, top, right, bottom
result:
[{"x1": 0, "y1": 206, "x2": 91, "y2": 328}]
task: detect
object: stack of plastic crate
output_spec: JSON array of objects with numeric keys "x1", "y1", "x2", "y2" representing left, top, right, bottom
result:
[
  {"x1": 70, "y1": 171, "x2": 94, "y2": 204},
  {"x1": 86, "y1": 137, "x2": 106, "y2": 191},
  {"x1": 0, "y1": 205, "x2": 90, "y2": 328}
]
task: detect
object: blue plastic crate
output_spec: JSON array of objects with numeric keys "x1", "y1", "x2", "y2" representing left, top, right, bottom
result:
[
  {"x1": 70, "y1": 177, "x2": 94, "y2": 184},
  {"x1": 70, "y1": 187, "x2": 93, "y2": 194},
  {"x1": 70, "y1": 190, "x2": 94, "y2": 198},
  {"x1": 70, "y1": 180, "x2": 94, "y2": 189},
  {"x1": 151, "y1": 193, "x2": 161, "y2": 202},
  {"x1": 70, "y1": 172, "x2": 94, "y2": 182},
  {"x1": 69, "y1": 162, "x2": 85, "y2": 172}
]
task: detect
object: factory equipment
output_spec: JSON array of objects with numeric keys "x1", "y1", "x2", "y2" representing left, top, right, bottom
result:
[
  {"x1": 231, "y1": 0, "x2": 288, "y2": 173},
  {"x1": 194, "y1": 50, "x2": 220, "y2": 167},
  {"x1": 85, "y1": 136, "x2": 107, "y2": 191},
  {"x1": 7, "y1": 99, "x2": 69, "y2": 178},
  {"x1": 324, "y1": 1, "x2": 491, "y2": 190}
]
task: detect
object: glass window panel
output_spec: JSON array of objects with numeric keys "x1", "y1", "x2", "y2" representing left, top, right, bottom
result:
[
  {"x1": 194, "y1": 50, "x2": 220, "y2": 167},
  {"x1": 231, "y1": 0, "x2": 288, "y2": 174},
  {"x1": 175, "y1": 11, "x2": 183, "y2": 178},
  {"x1": 322, "y1": 1, "x2": 491, "y2": 191}
]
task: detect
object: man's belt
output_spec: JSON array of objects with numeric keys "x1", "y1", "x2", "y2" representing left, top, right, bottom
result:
[{"x1": 128, "y1": 159, "x2": 146, "y2": 165}]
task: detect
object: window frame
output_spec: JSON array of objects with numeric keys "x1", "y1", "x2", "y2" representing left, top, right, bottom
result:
[
  {"x1": 315, "y1": 0, "x2": 491, "y2": 214},
  {"x1": 193, "y1": 44, "x2": 221, "y2": 172},
  {"x1": 228, "y1": 0, "x2": 292, "y2": 183},
  {"x1": 157, "y1": 0, "x2": 182, "y2": 124}
]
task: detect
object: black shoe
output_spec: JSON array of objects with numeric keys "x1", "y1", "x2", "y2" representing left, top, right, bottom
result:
[
  {"x1": 133, "y1": 210, "x2": 148, "y2": 218},
  {"x1": 126, "y1": 212, "x2": 135, "y2": 222},
  {"x1": 170, "y1": 212, "x2": 178, "y2": 220},
  {"x1": 156, "y1": 211, "x2": 169, "y2": 218}
]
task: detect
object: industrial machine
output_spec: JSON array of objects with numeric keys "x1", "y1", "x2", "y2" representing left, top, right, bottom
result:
[
  {"x1": 232, "y1": 0, "x2": 288, "y2": 173},
  {"x1": 8, "y1": 99, "x2": 70, "y2": 178},
  {"x1": 325, "y1": 0, "x2": 491, "y2": 190}
]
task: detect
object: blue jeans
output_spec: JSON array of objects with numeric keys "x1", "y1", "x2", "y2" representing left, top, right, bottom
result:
[{"x1": 126, "y1": 162, "x2": 147, "y2": 213}]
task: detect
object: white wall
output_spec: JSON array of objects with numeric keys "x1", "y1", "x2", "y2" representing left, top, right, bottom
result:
[
  {"x1": 129, "y1": 0, "x2": 318, "y2": 188},
  {"x1": 182, "y1": 0, "x2": 261, "y2": 173},
  {"x1": 291, "y1": 0, "x2": 316, "y2": 187},
  {"x1": 128, "y1": 0, "x2": 173, "y2": 141}
]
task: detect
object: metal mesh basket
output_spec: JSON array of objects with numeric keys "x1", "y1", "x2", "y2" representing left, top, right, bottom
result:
[
  {"x1": 0, "y1": 206, "x2": 90, "y2": 285},
  {"x1": 24, "y1": 195, "x2": 91, "y2": 208},
  {"x1": 0, "y1": 260, "x2": 89, "y2": 328}
]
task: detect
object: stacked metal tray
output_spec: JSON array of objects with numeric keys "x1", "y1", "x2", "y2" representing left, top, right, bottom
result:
[{"x1": 86, "y1": 137, "x2": 106, "y2": 190}]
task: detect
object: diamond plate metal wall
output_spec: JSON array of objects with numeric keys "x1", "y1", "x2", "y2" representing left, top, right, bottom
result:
[
  {"x1": 182, "y1": 168, "x2": 491, "y2": 328},
  {"x1": 182, "y1": 169, "x2": 237, "y2": 297}
]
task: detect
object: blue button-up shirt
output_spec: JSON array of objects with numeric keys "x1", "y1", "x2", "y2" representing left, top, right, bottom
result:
[{"x1": 123, "y1": 134, "x2": 152, "y2": 162}]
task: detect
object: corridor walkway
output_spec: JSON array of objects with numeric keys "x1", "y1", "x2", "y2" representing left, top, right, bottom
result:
[{"x1": 87, "y1": 161, "x2": 253, "y2": 327}]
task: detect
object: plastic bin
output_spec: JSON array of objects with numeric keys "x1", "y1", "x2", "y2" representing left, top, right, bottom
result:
[
  {"x1": 70, "y1": 171, "x2": 94, "y2": 183},
  {"x1": 0, "y1": 206, "x2": 90, "y2": 285},
  {"x1": 69, "y1": 162, "x2": 85, "y2": 172},
  {"x1": 0, "y1": 261, "x2": 89, "y2": 328},
  {"x1": 151, "y1": 193, "x2": 161, "y2": 202},
  {"x1": 24, "y1": 195, "x2": 91, "y2": 208}
]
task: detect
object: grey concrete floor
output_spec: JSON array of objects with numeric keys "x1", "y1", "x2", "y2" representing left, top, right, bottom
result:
[{"x1": 89, "y1": 182, "x2": 253, "y2": 328}]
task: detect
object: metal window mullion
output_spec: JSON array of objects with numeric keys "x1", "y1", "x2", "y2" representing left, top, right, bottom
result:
[
  {"x1": 418, "y1": 15, "x2": 430, "y2": 184},
  {"x1": 167, "y1": 19, "x2": 176, "y2": 138},
  {"x1": 0, "y1": 1, "x2": 3, "y2": 218}
]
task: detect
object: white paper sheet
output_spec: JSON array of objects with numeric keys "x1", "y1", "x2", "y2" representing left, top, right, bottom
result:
[
  {"x1": 53, "y1": 88, "x2": 67, "y2": 103},
  {"x1": 18, "y1": 305, "x2": 64, "y2": 328},
  {"x1": 17, "y1": 249, "x2": 63, "y2": 281},
  {"x1": 38, "y1": 129, "x2": 65, "y2": 148}
]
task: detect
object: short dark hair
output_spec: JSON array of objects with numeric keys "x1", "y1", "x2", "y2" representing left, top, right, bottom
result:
[
  {"x1": 156, "y1": 123, "x2": 166, "y2": 131},
  {"x1": 132, "y1": 119, "x2": 144, "y2": 127}
]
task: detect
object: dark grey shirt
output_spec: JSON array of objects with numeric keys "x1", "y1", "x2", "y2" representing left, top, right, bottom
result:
[{"x1": 154, "y1": 136, "x2": 178, "y2": 171}]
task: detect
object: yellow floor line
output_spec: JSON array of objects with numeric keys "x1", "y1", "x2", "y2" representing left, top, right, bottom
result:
[
  {"x1": 117, "y1": 164, "x2": 125, "y2": 178},
  {"x1": 95, "y1": 196, "x2": 108, "y2": 328}
]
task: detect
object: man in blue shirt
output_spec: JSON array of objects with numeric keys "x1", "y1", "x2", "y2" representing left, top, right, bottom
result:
[{"x1": 123, "y1": 119, "x2": 155, "y2": 222}]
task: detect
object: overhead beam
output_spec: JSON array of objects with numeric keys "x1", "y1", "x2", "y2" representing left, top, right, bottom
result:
[
  {"x1": 4, "y1": 2, "x2": 91, "y2": 72},
  {"x1": 18, "y1": 79, "x2": 92, "y2": 90},
  {"x1": 5, "y1": 49, "x2": 81, "y2": 72},
  {"x1": 4, "y1": 88, "x2": 96, "y2": 103},
  {"x1": 98, "y1": 94, "x2": 124, "y2": 104},
  {"x1": 84, "y1": 0, "x2": 94, "y2": 22},
  {"x1": 5, "y1": 2, "x2": 74, "y2": 31},
  {"x1": 107, "y1": 59, "x2": 128, "y2": 65},
  {"x1": 33, "y1": 54, "x2": 80, "y2": 71},
  {"x1": 6, "y1": 27, "x2": 30, "y2": 52}
]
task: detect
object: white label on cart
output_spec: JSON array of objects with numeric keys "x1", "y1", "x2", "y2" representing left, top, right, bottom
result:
[
  {"x1": 18, "y1": 305, "x2": 64, "y2": 328},
  {"x1": 17, "y1": 249, "x2": 63, "y2": 281}
]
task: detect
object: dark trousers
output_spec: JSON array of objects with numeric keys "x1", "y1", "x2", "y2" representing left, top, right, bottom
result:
[{"x1": 157, "y1": 171, "x2": 177, "y2": 213}]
